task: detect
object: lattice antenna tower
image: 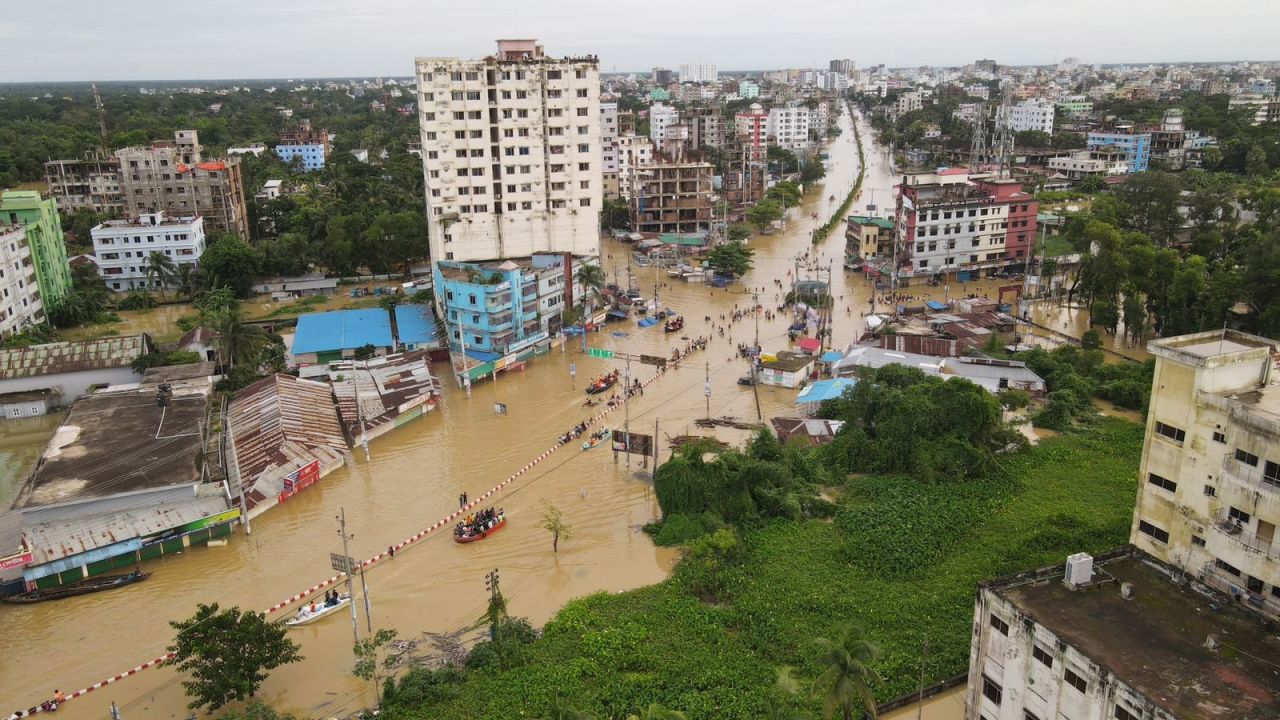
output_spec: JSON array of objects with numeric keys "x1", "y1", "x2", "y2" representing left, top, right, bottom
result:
[
  {"x1": 968, "y1": 103, "x2": 988, "y2": 173},
  {"x1": 992, "y1": 87, "x2": 1015, "y2": 179}
]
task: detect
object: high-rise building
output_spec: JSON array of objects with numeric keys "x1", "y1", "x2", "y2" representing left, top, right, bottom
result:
[
  {"x1": 43, "y1": 154, "x2": 125, "y2": 215},
  {"x1": 685, "y1": 107, "x2": 724, "y2": 150},
  {"x1": 0, "y1": 224, "x2": 46, "y2": 336},
  {"x1": 652, "y1": 67, "x2": 674, "y2": 86},
  {"x1": 90, "y1": 212, "x2": 206, "y2": 292},
  {"x1": 1132, "y1": 329, "x2": 1280, "y2": 620},
  {"x1": 1007, "y1": 99, "x2": 1055, "y2": 135},
  {"x1": 649, "y1": 103, "x2": 680, "y2": 143},
  {"x1": 828, "y1": 58, "x2": 855, "y2": 75},
  {"x1": 678, "y1": 62, "x2": 717, "y2": 84},
  {"x1": 768, "y1": 104, "x2": 811, "y2": 151},
  {"x1": 0, "y1": 191, "x2": 73, "y2": 311},
  {"x1": 116, "y1": 130, "x2": 249, "y2": 239},
  {"x1": 414, "y1": 38, "x2": 601, "y2": 264},
  {"x1": 600, "y1": 102, "x2": 620, "y2": 197}
]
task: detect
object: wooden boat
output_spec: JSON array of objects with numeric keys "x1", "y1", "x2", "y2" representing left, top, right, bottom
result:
[
  {"x1": 664, "y1": 317, "x2": 684, "y2": 333},
  {"x1": 286, "y1": 595, "x2": 352, "y2": 626},
  {"x1": 582, "y1": 429, "x2": 610, "y2": 450},
  {"x1": 3, "y1": 570, "x2": 151, "y2": 604},
  {"x1": 585, "y1": 373, "x2": 618, "y2": 394},
  {"x1": 454, "y1": 516, "x2": 507, "y2": 544}
]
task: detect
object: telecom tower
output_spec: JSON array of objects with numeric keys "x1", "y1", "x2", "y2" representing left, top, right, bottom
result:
[
  {"x1": 968, "y1": 104, "x2": 988, "y2": 173},
  {"x1": 991, "y1": 89, "x2": 1015, "y2": 179}
]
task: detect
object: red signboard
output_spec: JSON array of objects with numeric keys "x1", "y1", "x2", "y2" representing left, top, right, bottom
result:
[
  {"x1": 278, "y1": 460, "x2": 322, "y2": 503},
  {"x1": 0, "y1": 551, "x2": 33, "y2": 571}
]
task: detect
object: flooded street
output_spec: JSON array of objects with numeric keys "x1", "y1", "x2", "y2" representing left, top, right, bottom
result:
[{"x1": 1, "y1": 108, "x2": 1112, "y2": 718}]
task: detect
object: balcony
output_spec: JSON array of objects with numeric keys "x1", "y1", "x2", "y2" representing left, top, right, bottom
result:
[
  {"x1": 1199, "y1": 561, "x2": 1280, "y2": 619},
  {"x1": 488, "y1": 312, "x2": 514, "y2": 331},
  {"x1": 1210, "y1": 508, "x2": 1280, "y2": 562},
  {"x1": 1220, "y1": 453, "x2": 1280, "y2": 496}
]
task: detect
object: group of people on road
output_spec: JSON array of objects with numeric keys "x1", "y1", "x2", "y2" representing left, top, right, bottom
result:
[{"x1": 8, "y1": 690, "x2": 64, "y2": 718}]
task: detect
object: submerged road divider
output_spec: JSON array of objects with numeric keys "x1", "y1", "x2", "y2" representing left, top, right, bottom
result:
[{"x1": 37, "y1": 354, "x2": 685, "y2": 714}]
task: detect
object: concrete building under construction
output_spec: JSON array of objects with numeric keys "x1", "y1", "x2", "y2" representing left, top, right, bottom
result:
[
  {"x1": 43, "y1": 154, "x2": 125, "y2": 215},
  {"x1": 116, "y1": 130, "x2": 249, "y2": 240},
  {"x1": 628, "y1": 161, "x2": 715, "y2": 235}
]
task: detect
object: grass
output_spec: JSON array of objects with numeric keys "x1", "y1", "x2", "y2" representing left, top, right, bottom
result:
[
  {"x1": 1038, "y1": 234, "x2": 1077, "y2": 258},
  {"x1": 385, "y1": 418, "x2": 1142, "y2": 719}
]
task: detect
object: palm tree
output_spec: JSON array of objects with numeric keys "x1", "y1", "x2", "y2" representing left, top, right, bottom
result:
[
  {"x1": 812, "y1": 625, "x2": 881, "y2": 720},
  {"x1": 626, "y1": 704, "x2": 686, "y2": 720},
  {"x1": 210, "y1": 307, "x2": 267, "y2": 370},
  {"x1": 143, "y1": 251, "x2": 177, "y2": 299},
  {"x1": 576, "y1": 262, "x2": 606, "y2": 325},
  {"x1": 173, "y1": 263, "x2": 201, "y2": 300}
]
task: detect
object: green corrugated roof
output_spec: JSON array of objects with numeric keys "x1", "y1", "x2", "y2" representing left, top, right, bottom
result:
[
  {"x1": 659, "y1": 234, "x2": 706, "y2": 246},
  {"x1": 847, "y1": 215, "x2": 894, "y2": 230}
]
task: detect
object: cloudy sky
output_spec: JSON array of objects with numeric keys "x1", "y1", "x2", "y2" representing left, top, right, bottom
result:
[{"x1": 4, "y1": 0, "x2": 1277, "y2": 82}]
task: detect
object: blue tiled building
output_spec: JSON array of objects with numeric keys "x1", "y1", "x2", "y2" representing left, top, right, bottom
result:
[
  {"x1": 434, "y1": 259, "x2": 556, "y2": 357},
  {"x1": 275, "y1": 143, "x2": 327, "y2": 171},
  {"x1": 1087, "y1": 130, "x2": 1152, "y2": 173}
]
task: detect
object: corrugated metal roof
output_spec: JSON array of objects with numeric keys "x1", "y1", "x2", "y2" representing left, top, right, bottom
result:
[
  {"x1": 393, "y1": 304, "x2": 439, "y2": 346},
  {"x1": 329, "y1": 351, "x2": 441, "y2": 438},
  {"x1": 292, "y1": 309, "x2": 393, "y2": 354},
  {"x1": 229, "y1": 374, "x2": 348, "y2": 484},
  {"x1": 22, "y1": 492, "x2": 228, "y2": 565},
  {"x1": 0, "y1": 335, "x2": 149, "y2": 379}
]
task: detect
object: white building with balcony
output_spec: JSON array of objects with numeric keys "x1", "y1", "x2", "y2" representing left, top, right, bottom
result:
[
  {"x1": 0, "y1": 224, "x2": 44, "y2": 337},
  {"x1": 1133, "y1": 329, "x2": 1280, "y2": 620},
  {"x1": 1007, "y1": 99, "x2": 1055, "y2": 135},
  {"x1": 90, "y1": 212, "x2": 206, "y2": 292},
  {"x1": 768, "y1": 104, "x2": 811, "y2": 151}
]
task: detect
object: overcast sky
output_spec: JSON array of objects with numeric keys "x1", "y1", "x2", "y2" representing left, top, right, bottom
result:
[{"x1": 4, "y1": 0, "x2": 1277, "y2": 82}]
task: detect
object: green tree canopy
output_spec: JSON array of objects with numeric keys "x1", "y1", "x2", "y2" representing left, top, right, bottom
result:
[{"x1": 167, "y1": 603, "x2": 302, "y2": 711}]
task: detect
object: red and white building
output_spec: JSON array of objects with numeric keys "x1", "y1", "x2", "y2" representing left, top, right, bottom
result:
[
  {"x1": 734, "y1": 103, "x2": 768, "y2": 162},
  {"x1": 886, "y1": 170, "x2": 1038, "y2": 282}
]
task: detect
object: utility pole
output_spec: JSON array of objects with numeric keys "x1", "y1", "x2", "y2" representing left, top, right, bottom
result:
[
  {"x1": 484, "y1": 568, "x2": 501, "y2": 641},
  {"x1": 624, "y1": 356, "x2": 633, "y2": 468},
  {"x1": 917, "y1": 637, "x2": 929, "y2": 720},
  {"x1": 92, "y1": 83, "x2": 109, "y2": 151},
  {"x1": 751, "y1": 293, "x2": 762, "y2": 420},
  {"x1": 337, "y1": 508, "x2": 361, "y2": 643},
  {"x1": 703, "y1": 362, "x2": 711, "y2": 419}
]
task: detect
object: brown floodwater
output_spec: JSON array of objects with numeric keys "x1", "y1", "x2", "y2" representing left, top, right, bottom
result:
[
  {"x1": 881, "y1": 685, "x2": 966, "y2": 720},
  {"x1": 0, "y1": 109, "x2": 1111, "y2": 718}
]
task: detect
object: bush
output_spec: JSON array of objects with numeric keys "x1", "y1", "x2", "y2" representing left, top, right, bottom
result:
[
  {"x1": 116, "y1": 289, "x2": 157, "y2": 310},
  {"x1": 652, "y1": 513, "x2": 723, "y2": 546},
  {"x1": 998, "y1": 388, "x2": 1031, "y2": 409},
  {"x1": 176, "y1": 314, "x2": 199, "y2": 332},
  {"x1": 674, "y1": 528, "x2": 743, "y2": 602}
]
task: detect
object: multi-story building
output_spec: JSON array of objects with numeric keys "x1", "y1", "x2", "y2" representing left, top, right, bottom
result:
[
  {"x1": 413, "y1": 38, "x2": 601, "y2": 264},
  {"x1": 891, "y1": 170, "x2": 1038, "y2": 281},
  {"x1": 275, "y1": 119, "x2": 331, "y2": 171},
  {"x1": 43, "y1": 155, "x2": 124, "y2": 215},
  {"x1": 1132, "y1": 329, "x2": 1280, "y2": 620},
  {"x1": 649, "y1": 103, "x2": 680, "y2": 143},
  {"x1": 433, "y1": 253, "x2": 592, "y2": 358},
  {"x1": 1047, "y1": 149, "x2": 1129, "y2": 180},
  {"x1": 1087, "y1": 129, "x2": 1151, "y2": 173},
  {"x1": 652, "y1": 67, "x2": 674, "y2": 86},
  {"x1": 768, "y1": 104, "x2": 811, "y2": 152},
  {"x1": 895, "y1": 90, "x2": 925, "y2": 116},
  {"x1": 844, "y1": 215, "x2": 894, "y2": 271},
  {"x1": 116, "y1": 131, "x2": 249, "y2": 239},
  {"x1": 965, "y1": 547, "x2": 1280, "y2": 720},
  {"x1": 0, "y1": 191, "x2": 73, "y2": 311},
  {"x1": 735, "y1": 103, "x2": 769, "y2": 161},
  {"x1": 90, "y1": 212, "x2": 206, "y2": 292},
  {"x1": 737, "y1": 80, "x2": 760, "y2": 99},
  {"x1": 1007, "y1": 99, "x2": 1055, "y2": 135},
  {"x1": 617, "y1": 134, "x2": 654, "y2": 200},
  {"x1": 1053, "y1": 98, "x2": 1093, "y2": 118},
  {"x1": 600, "y1": 102, "x2": 620, "y2": 197},
  {"x1": 685, "y1": 107, "x2": 724, "y2": 150},
  {"x1": 1228, "y1": 93, "x2": 1280, "y2": 125},
  {"x1": 953, "y1": 103, "x2": 982, "y2": 123},
  {"x1": 629, "y1": 162, "x2": 714, "y2": 235},
  {"x1": 828, "y1": 58, "x2": 855, "y2": 75},
  {"x1": 964, "y1": 84, "x2": 991, "y2": 100},
  {"x1": 0, "y1": 224, "x2": 45, "y2": 336},
  {"x1": 678, "y1": 62, "x2": 717, "y2": 84}
]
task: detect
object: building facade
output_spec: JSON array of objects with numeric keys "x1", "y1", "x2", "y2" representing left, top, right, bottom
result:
[
  {"x1": 0, "y1": 191, "x2": 73, "y2": 311},
  {"x1": 275, "y1": 120, "x2": 331, "y2": 171},
  {"x1": 649, "y1": 103, "x2": 680, "y2": 143},
  {"x1": 768, "y1": 104, "x2": 811, "y2": 151},
  {"x1": 678, "y1": 62, "x2": 717, "y2": 84},
  {"x1": 43, "y1": 155, "x2": 125, "y2": 214},
  {"x1": 1086, "y1": 130, "x2": 1151, "y2": 173},
  {"x1": 414, "y1": 39, "x2": 602, "y2": 264},
  {"x1": 1007, "y1": 99, "x2": 1055, "y2": 135},
  {"x1": 1132, "y1": 329, "x2": 1280, "y2": 619},
  {"x1": 90, "y1": 212, "x2": 206, "y2": 292},
  {"x1": 629, "y1": 162, "x2": 714, "y2": 235},
  {"x1": 0, "y1": 225, "x2": 44, "y2": 336},
  {"x1": 116, "y1": 131, "x2": 249, "y2": 239}
]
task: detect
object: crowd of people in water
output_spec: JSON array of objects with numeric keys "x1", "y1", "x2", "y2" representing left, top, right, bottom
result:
[
  {"x1": 8, "y1": 689, "x2": 65, "y2": 717},
  {"x1": 455, "y1": 507, "x2": 504, "y2": 539},
  {"x1": 559, "y1": 422, "x2": 592, "y2": 445}
]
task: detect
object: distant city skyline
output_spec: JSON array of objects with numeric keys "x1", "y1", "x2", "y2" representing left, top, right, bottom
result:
[{"x1": 3, "y1": 0, "x2": 1277, "y2": 83}]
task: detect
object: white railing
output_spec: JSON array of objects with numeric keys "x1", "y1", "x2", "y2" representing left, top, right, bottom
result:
[
  {"x1": 1220, "y1": 453, "x2": 1280, "y2": 496},
  {"x1": 1210, "y1": 508, "x2": 1280, "y2": 561},
  {"x1": 1199, "y1": 561, "x2": 1280, "y2": 618}
]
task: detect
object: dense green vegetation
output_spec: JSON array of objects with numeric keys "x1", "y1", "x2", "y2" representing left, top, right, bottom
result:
[{"x1": 375, "y1": 416, "x2": 1141, "y2": 720}]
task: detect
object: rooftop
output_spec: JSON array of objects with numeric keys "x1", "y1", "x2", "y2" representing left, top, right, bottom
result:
[
  {"x1": 329, "y1": 350, "x2": 441, "y2": 438},
  {"x1": 762, "y1": 352, "x2": 817, "y2": 372},
  {"x1": 0, "y1": 335, "x2": 149, "y2": 380},
  {"x1": 292, "y1": 308, "x2": 394, "y2": 355},
  {"x1": 1149, "y1": 328, "x2": 1274, "y2": 364},
  {"x1": 393, "y1": 304, "x2": 440, "y2": 346},
  {"x1": 0, "y1": 190, "x2": 47, "y2": 210},
  {"x1": 847, "y1": 215, "x2": 894, "y2": 230},
  {"x1": 994, "y1": 552, "x2": 1280, "y2": 720},
  {"x1": 228, "y1": 374, "x2": 347, "y2": 485},
  {"x1": 13, "y1": 384, "x2": 209, "y2": 509}
]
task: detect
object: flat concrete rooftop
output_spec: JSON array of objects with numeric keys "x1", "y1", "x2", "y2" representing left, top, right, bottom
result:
[
  {"x1": 1000, "y1": 555, "x2": 1280, "y2": 719},
  {"x1": 13, "y1": 386, "x2": 208, "y2": 509}
]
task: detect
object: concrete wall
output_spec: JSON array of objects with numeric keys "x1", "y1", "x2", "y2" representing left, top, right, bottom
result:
[{"x1": 0, "y1": 367, "x2": 140, "y2": 408}]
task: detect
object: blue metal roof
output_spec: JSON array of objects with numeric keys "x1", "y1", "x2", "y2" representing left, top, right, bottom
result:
[
  {"x1": 820, "y1": 350, "x2": 844, "y2": 363},
  {"x1": 394, "y1": 304, "x2": 438, "y2": 346},
  {"x1": 292, "y1": 309, "x2": 393, "y2": 354},
  {"x1": 795, "y1": 378, "x2": 857, "y2": 404}
]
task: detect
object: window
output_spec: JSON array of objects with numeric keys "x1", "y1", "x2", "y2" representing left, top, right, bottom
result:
[
  {"x1": 1155, "y1": 422, "x2": 1186, "y2": 443},
  {"x1": 1192, "y1": 534, "x2": 1206, "y2": 547},
  {"x1": 575, "y1": 69, "x2": 586, "y2": 79},
  {"x1": 1228, "y1": 506, "x2": 1251, "y2": 524},
  {"x1": 1114, "y1": 707, "x2": 1138, "y2": 720},
  {"x1": 1147, "y1": 473, "x2": 1177, "y2": 493},
  {"x1": 1204, "y1": 484, "x2": 1217, "y2": 497},
  {"x1": 1215, "y1": 558, "x2": 1241, "y2": 576},
  {"x1": 1246, "y1": 575, "x2": 1264, "y2": 593},
  {"x1": 1024, "y1": 712, "x2": 1041, "y2": 720},
  {"x1": 579, "y1": 198, "x2": 591, "y2": 207},
  {"x1": 546, "y1": 70, "x2": 562, "y2": 80},
  {"x1": 1266, "y1": 461, "x2": 1280, "y2": 487},
  {"x1": 1032, "y1": 644, "x2": 1053, "y2": 667},
  {"x1": 1137, "y1": 519, "x2": 1169, "y2": 544},
  {"x1": 576, "y1": 88, "x2": 588, "y2": 98},
  {"x1": 989, "y1": 614, "x2": 1009, "y2": 636},
  {"x1": 578, "y1": 143, "x2": 590, "y2": 152},
  {"x1": 981, "y1": 675, "x2": 1002, "y2": 705},
  {"x1": 1064, "y1": 668, "x2": 1088, "y2": 693},
  {"x1": 1235, "y1": 448, "x2": 1259, "y2": 466},
  {"x1": 578, "y1": 162, "x2": 590, "y2": 171},
  {"x1": 577, "y1": 107, "x2": 589, "y2": 116}
]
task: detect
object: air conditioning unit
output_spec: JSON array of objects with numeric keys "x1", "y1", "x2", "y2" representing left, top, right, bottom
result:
[{"x1": 1065, "y1": 552, "x2": 1093, "y2": 587}]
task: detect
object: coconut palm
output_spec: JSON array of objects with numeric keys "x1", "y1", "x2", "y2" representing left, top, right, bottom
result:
[
  {"x1": 210, "y1": 307, "x2": 267, "y2": 370},
  {"x1": 812, "y1": 625, "x2": 881, "y2": 720},
  {"x1": 144, "y1": 250, "x2": 177, "y2": 299},
  {"x1": 173, "y1": 262, "x2": 201, "y2": 300},
  {"x1": 576, "y1": 262, "x2": 606, "y2": 324},
  {"x1": 626, "y1": 704, "x2": 686, "y2": 720}
]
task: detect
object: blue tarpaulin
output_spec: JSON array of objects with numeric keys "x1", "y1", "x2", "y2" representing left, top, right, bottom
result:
[
  {"x1": 795, "y1": 378, "x2": 857, "y2": 404},
  {"x1": 820, "y1": 351, "x2": 844, "y2": 363},
  {"x1": 925, "y1": 300, "x2": 948, "y2": 311}
]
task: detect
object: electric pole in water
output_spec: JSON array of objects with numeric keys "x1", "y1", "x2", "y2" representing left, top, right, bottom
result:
[
  {"x1": 337, "y1": 508, "x2": 361, "y2": 643},
  {"x1": 751, "y1": 293, "x2": 762, "y2": 420},
  {"x1": 484, "y1": 569, "x2": 501, "y2": 641}
]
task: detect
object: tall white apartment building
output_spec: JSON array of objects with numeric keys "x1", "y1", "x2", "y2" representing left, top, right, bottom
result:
[
  {"x1": 90, "y1": 212, "x2": 206, "y2": 292},
  {"x1": 600, "y1": 102, "x2": 620, "y2": 174},
  {"x1": 414, "y1": 39, "x2": 602, "y2": 263},
  {"x1": 678, "y1": 62, "x2": 717, "y2": 84},
  {"x1": 768, "y1": 104, "x2": 811, "y2": 151},
  {"x1": 1007, "y1": 98, "x2": 1055, "y2": 135},
  {"x1": 649, "y1": 103, "x2": 680, "y2": 143},
  {"x1": 1133, "y1": 329, "x2": 1280, "y2": 619},
  {"x1": 616, "y1": 135, "x2": 653, "y2": 200},
  {"x1": 0, "y1": 224, "x2": 45, "y2": 337}
]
